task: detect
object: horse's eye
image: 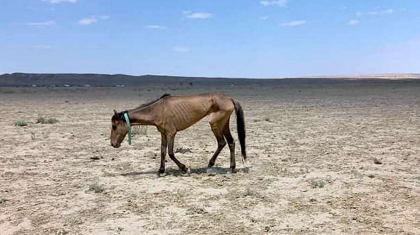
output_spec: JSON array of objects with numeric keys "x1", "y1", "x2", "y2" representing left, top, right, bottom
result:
[{"x1": 112, "y1": 125, "x2": 116, "y2": 130}]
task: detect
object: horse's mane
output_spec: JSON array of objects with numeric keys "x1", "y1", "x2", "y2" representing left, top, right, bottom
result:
[
  {"x1": 113, "y1": 94, "x2": 171, "y2": 122},
  {"x1": 137, "y1": 93, "x2": 171, "y2": 109}
]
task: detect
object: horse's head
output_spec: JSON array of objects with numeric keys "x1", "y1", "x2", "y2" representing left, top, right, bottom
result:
[{"x1": 110, "y1": 110, "x2": 129, "y2": 148}]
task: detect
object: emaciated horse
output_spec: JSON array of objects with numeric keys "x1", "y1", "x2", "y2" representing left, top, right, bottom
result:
[{"x1": 110, "y1": 93, "x2": 246, "y2": 174}]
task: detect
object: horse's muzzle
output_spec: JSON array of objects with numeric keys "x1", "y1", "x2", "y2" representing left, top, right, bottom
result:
[{"x1": 111, "y1": 142, "x2": 121, "y2": 148}]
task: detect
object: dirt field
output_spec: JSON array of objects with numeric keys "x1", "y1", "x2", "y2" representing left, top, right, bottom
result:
[{"x1": 1, "y1": 81, "x2": 420, "y2": 235}]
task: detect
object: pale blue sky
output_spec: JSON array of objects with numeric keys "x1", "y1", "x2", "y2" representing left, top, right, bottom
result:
[{"x1": 0, "y1": 0, "x2": 419, "y2": 78}]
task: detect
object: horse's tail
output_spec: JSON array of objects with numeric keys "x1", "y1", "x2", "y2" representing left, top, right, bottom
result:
[{"x1": 232, "y1": 100, "x2": 247, "y2": 164}]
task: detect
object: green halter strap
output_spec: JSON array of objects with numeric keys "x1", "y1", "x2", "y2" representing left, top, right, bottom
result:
[{"x1": 123, "y1": 112, "x2": 132, "y2": 145}]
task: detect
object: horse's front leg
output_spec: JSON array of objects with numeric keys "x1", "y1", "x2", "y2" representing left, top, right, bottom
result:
[
  {"x1": 167, "y1": 133, "x2": 190, "y2": 173},
  {"x1": 159, "y1": 133, "x2": 168, "y2": 175}
]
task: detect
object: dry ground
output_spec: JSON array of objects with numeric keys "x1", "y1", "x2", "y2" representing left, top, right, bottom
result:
[{"x1": 1, "y1": 82, "x2": 420, "y2": 235}]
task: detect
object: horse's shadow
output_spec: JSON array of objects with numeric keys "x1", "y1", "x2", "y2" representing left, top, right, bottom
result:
[{"x1": 121, "y1": 166, "x2": 249, "y2": 177}]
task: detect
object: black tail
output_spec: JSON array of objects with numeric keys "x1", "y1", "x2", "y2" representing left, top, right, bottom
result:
[{"x1": 233, "y1": 100, "x2": 246, "y2": 162}]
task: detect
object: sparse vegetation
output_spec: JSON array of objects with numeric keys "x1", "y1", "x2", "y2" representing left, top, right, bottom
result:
[
  {"x1": 37, "y1": 116, "x2": 59, "y2": 124},
  {"x1": 36, "y1": 116, "x2": 46, "y2": 124},
  {"x1": 14, "y1": 120, "x2": 28, "y2": 127},
  {"x1": 0, "y1": 198, "x2": 7, "y2": 204},
  {"x1": 311, "y1": 179, "x2": 327, "y2": 188}
]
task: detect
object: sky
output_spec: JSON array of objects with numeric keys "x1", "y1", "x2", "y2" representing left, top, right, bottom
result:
[{"x1": 0, "y1": 0, "x2": 419, "y2": 78}]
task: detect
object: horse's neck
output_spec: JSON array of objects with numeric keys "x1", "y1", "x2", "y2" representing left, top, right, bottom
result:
[{"x1": 128, "y1": 107, "x2": 156, "y2": 126}]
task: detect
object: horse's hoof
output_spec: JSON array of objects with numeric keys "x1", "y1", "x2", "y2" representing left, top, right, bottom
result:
[
  {"x1": 242, "y1": 160, "x2": 249, "y2": 168},
  {"x1": 158, "y1": 172, "x2": 167, "y2": 177},
  {"x1": 182, "y1": 167, "x2": 191, "y2": 175}
]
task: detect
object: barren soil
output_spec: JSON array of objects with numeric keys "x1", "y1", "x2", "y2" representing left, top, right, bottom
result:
[{"x1": 1, "y1": 82, "x2": 420, "y2": 234}]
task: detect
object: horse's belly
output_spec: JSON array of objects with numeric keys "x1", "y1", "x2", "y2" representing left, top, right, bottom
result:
[
  {"x1": 175, "y1": 111, "x2": 208, "y2": 131},
  {"x1": 168, "y1": 96, "x2": 214, "y2": 131}
]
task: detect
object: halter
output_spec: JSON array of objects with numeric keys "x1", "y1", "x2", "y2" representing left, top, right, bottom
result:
[{"x1": 123, "y1": 112, "x2": 132, "y2": 145}]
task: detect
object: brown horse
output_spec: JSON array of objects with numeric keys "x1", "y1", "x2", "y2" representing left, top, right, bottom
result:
[{"x1": 110, "y1": 93, "x2": 246, "y2": 174}]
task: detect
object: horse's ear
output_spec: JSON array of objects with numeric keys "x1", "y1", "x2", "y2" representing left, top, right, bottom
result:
[{"x1": 114, "y1": 109, "x2": 118, "y2": 115}]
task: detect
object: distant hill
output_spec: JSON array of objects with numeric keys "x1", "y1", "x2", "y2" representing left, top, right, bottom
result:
[
  {"x1": 0, "y1": 73, "x2": 419, "y2": 87},
  {"x1": 303, "y1": 73, "x2": 420, "y2": 80},
  {"x1": 0, "y1": 73, "x2": 197, "y2": 87}
]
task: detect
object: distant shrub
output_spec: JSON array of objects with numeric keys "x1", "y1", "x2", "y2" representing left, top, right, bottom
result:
[
  {"x1": 0, "y1": 89, "x2": 15, "y2": 94},
  {"x1": 14, "y1": 120, "x2": 28, "y2": 127},
  {"x1": 47, "y1": 118, "x2": 59, "y2": 124},
  {"x1": 37, "y1": 116, "x2": 59, "y2": 124},
  {"x1": 36, "y1": 117, "x2": 46, "y2": 124}
]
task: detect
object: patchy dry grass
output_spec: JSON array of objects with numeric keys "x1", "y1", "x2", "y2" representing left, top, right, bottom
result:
[
  {"x1": 14, "y1": 120, "x2": 28, "y2": 126},
  {"x1": 36, "y1": 116, "x2": 59, "y2": 124}
]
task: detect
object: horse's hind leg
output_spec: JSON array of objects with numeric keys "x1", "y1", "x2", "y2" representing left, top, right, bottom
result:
[
  {"x1": 223, "y1": 119, "x2": 236, "y2": 172},
  {"x1": 207, "y1": 125, "x2": 226, "y2": 168},
  {"x1": 207, "y1": 113, "x2": 227, "y2": 168}
]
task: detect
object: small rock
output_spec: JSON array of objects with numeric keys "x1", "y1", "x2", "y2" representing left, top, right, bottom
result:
[
  {"x1": 90, "y1": 156, "x2": 101, "y2": 160},
  {"x1": 373, "y1": 158, "x2": 382, "y2": 165},
  {"x1": 206, "y1": 168, "x2": 217, "y2": 176},
  {"x1": 175, "y1": 147, "x2": 192, "y2": 154},
  {"x1": 186, "y1": 207, "x2": 207, "y2": 215}
]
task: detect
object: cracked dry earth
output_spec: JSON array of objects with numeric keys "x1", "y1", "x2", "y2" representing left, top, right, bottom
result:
[{"x1": 1, "y1": 82, "x2": 420, "y2": 235}]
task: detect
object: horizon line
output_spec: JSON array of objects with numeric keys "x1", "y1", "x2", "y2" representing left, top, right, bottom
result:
[{"x1": 1, "y1": 72, "x2": 420, "y2": 80}]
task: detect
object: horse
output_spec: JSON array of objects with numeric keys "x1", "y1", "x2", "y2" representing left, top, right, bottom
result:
[{"x1": 110, "y1": 93, "x2": 246, "y2": 175}]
